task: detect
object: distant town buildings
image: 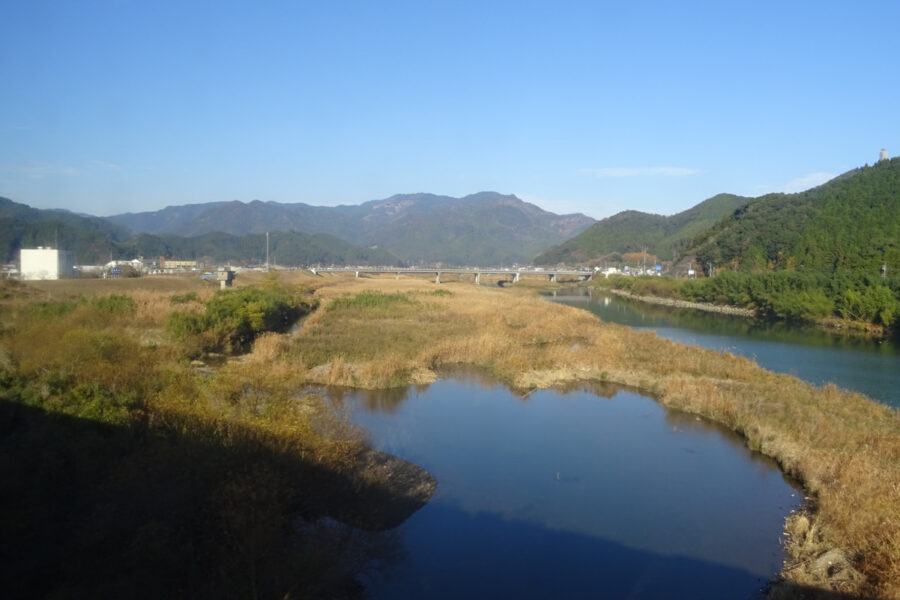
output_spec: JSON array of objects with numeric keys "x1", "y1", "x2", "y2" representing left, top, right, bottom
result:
[
  {"x1": 19, "y1": 247, "x2": 74, "y2": 280},
  {"x1": 879, "y1": 148, "x2": 889, "y2": 162},
  {"x1": 103, "y1": 258, "x2": 147, "y2": 278},
  {"x1": 14, "y1": 250, "x2": 214, "y2": 280},
  {"x1": 160, "y1": 257, "x2": 198, "y2": 270}
]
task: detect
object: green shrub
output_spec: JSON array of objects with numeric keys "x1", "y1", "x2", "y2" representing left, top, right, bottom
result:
[
  {"x1": 169, "y1": 292, "x2": 200, "y2": 304},
  {"x1": 25, "y1": 298, "x2": 82, "y2": 319},
  {"x1": 327, "y1": 291, "x2": 415, "y2": 312},
  {"x1": 91, "y1": 294, "x2": 136, "y2": 315},
  {"x1": 167, "y1": 285, "x2": 316, "y2": 354}
]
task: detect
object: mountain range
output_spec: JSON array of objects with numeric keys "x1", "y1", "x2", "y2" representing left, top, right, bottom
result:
[
  {"x1": 107, "y1": 192, "x2": 595, "y2": 266},
  {"x1": 0, "y1": 197, "x2": 397, "y2": 266},
  {"x1": 4, "y1": 157, "x2": 897, "y2": 273},
  {"x1": 2, "y1": 192, "x2": 595, "y2": 267}
]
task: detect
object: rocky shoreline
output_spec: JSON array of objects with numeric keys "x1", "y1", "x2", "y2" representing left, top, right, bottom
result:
[
  {"x1": 606, "y1": 288, "x2": 757, "y2": 317},
  {"x1": 606, "y1": 288, "x2": 891, "y2": 339}
]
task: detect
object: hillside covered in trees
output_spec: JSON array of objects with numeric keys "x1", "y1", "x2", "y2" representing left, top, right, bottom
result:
[
  {"x1": 693, "y1": 159, "x2": 899, "y2": 275},
  {"x1": 534, "y1": 194, "x2": 748, "y2": 265},
  {"x1": 548, "y1": 157, "x2": 900, "y2": 331},
  {"x1": 0, "y1": 197, "x2": 129, "y2": 264}
]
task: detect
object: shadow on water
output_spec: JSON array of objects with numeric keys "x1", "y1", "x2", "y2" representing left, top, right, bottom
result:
[
  {"x1": 367, "y1": 502, "x2": 872, "y2": 600},
  {"x1": 0, "y1": 399, "x2": 417, "y2": 600}
]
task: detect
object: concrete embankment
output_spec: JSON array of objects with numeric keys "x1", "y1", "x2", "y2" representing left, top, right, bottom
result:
[{"x1": 607, "y1": 288, "x2": 757, "y2": 317}]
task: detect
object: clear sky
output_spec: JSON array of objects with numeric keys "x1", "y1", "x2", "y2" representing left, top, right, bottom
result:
[{"x1": 1, "y1": 1, "x2": 897, "y2": 220}]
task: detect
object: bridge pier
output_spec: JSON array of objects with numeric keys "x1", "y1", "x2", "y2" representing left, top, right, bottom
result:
[
  {"x1": 475, "y1": 272, "x2": 480, "y2": 285},
  {"x1": 514, "y1": 271, "x2": 520, "y2": 283},
  {"x1": 355, "y1": 271, "x2": 359, "y2": 278},
  {"x1": 549, "y1": 273, "x2": 557, "y2": 283},
  {"x1": 396, "y1": 272, "x2": 400, "y2": 280},
  {"x1": 435, "y1": 272, "x2": 441, "y2": 284}
]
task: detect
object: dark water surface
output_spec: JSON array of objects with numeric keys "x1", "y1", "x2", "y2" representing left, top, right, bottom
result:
[
  {"x1": 334, "y1": 377, "x2": 801, "y2": 599},
  {"x1": 551, "y1": 290, "x2": 900, "y2": 409}
]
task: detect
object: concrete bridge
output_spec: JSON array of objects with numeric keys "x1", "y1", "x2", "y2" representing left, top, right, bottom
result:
[{"x1": 310, "y1": 266, "x2": 594, "y2": 284}]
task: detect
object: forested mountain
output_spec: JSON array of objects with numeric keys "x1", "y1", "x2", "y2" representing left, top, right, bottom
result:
[
  {"x1": 122, "y1": 231, "x2": 398, "y2": 266},
  {"x1": 693, "y1": 159, "x2": 900, "y2": 274},
  {"x1": 109, "y1": 200, "x2": 347, "y2": 238},
  {"x1": 0, "y1": 197, "x2": 397, "y2": 266},
  {"x1": 534, "y1": 193, "x2": 748, "y2": 265},
  {"x1": 107, "y1": 192, "x2": 595, "y2": 265},
  {"x1": 0, "y1": 197, "x2": 129, "y2": 264}
]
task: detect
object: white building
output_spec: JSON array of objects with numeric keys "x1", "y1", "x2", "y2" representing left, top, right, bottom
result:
[
  {"x1": 20, "y1": 247, "x2": 74, "y2": 280},
  {"x1": 879, "y1": 148, "x2": 889, "y2": 162},
  {"x1": 105, "y1": 258, "x2": 145, "y2": 272}
]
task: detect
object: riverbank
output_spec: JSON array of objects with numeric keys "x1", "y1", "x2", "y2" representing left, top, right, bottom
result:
[
  {"x1": 284, "y1": 273, "x2": 899, "y2": 599},
  {"x1": 0, "y1": 276, "x2": 435, "y2": 598},
  {"x1": 602, "y1": 285, "x2": 889, "y2": 339},
  {"x1": 606, "y1": 287, "x2": 757, "y2": 317}
]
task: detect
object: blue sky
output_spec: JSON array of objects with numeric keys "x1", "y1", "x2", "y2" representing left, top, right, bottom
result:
[{"x1": 1, "y1": 1, "x2": 897, "y2": 219}]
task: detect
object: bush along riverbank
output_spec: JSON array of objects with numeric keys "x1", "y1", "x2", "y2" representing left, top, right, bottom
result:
[
  {"x1": 592, "y1": 271, "x2": 899, "y2": 337},
  {"x1": 0, "y1": 276, "x2": 434, "y2": 599},
  {"x1": 283, "y1": 273, "x2": 899, "y2": 599}
]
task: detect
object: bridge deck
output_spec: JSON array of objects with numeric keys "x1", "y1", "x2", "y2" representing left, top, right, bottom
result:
[{"x1": 310, "y1": 267, "x2": 593, "y2": 283}]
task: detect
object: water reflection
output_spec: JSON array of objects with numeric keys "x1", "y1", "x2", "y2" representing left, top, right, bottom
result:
[
  {"x1": 327, "y1": 384, "x2": 432, "y2": 414},
  {"x1": 551, "y1": 289, "x2": 900, "y2": 408},
  {"x1": 337, "y1": 378, "x2": 801, "y2": 599},
  {"x1": 326, "y1": 371, "x2": 628, "y2": 416}
]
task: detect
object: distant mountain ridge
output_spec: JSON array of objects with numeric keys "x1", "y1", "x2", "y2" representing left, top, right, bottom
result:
[
  {"x1": 534, "y1": 193, "x2": 749, "y2": 265},
  {"x1": 107, "y1": 192, "x2": 596, "y2": 265},
  {"x1": 16, "y1": 159, "x2": 894, "y2": 273},
  {"x1": 0, "y1": 197, "x2": 397, "y2": 266}
]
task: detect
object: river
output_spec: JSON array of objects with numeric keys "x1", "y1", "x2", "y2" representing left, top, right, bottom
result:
[
  {"x1": 550, "y1": 289, "x2": 900, "y2": 409},
  {"x1": 332, "y1": 375, "x2": 801, "y2": 599}
]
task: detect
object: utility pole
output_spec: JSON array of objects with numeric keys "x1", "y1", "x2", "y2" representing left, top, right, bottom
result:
[{"x1": 266, "y1": 232, "x2": 270, "y2": 272}]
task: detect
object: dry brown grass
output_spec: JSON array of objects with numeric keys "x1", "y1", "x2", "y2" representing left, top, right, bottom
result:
[{"x1": 24, "y1": 272, "x2": 215, "y2": 296}]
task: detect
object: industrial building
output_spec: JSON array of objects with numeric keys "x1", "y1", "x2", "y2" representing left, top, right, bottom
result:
[{"x1": 19, "y1": 247, "x2": 74, "y2": 280}]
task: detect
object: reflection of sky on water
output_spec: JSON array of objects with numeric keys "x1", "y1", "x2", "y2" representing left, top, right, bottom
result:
[
  {"x1": 340, "y1": 379, "x2": 800, "y2": 599},
  {"x1": 552, "y1": 291, "x2": 900, "y2": 408}
]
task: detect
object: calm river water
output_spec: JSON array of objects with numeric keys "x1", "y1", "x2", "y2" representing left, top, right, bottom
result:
[
  {"x1": 334, "y1": 375, "x2": 801, "y2": 599},
  {"x1": 551, "y1": 290, "x2": 900, "y2": 409}
]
